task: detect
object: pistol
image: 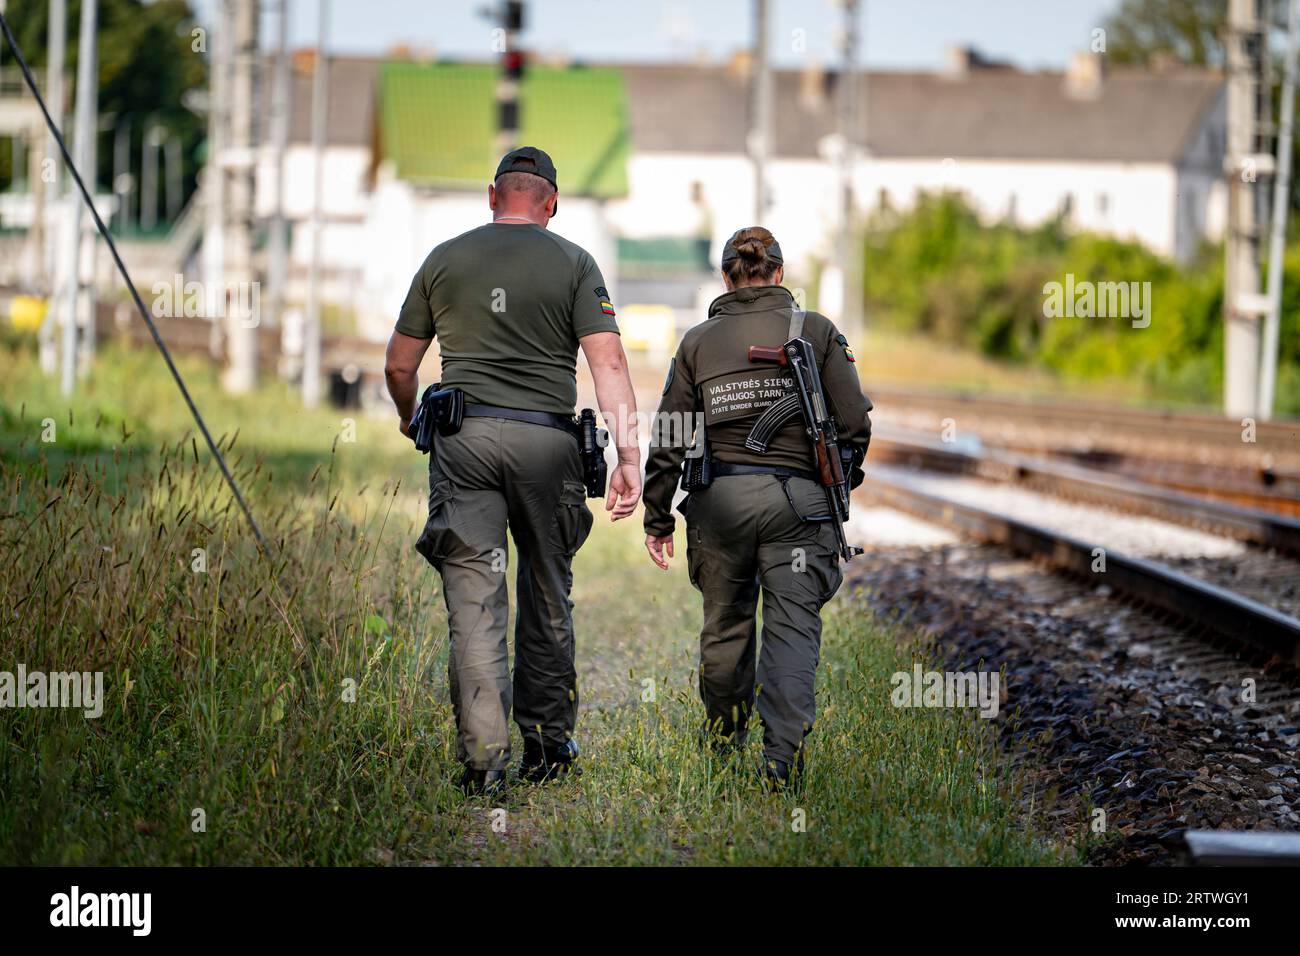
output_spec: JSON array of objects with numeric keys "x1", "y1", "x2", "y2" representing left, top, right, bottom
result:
[{"x1": 578, "y1": 408, "x2": 608, "y2": 498}]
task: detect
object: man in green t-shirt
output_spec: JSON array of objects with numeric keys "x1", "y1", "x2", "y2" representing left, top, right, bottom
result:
[{"x1": 384, "y1": 147, "x2": 641, "y2": 796}]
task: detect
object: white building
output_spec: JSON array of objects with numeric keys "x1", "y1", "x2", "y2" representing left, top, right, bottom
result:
[
  {"x1": 609, "y1": 50, "x2": 1227, "y2": 282},
  {"x1": 217, "y1": 48, "x2": 1228, "y2": 352}
]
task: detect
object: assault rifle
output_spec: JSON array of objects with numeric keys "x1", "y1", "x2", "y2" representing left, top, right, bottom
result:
[{"x1": 747, "y1": 337, "x2": 862, "y2": 562}]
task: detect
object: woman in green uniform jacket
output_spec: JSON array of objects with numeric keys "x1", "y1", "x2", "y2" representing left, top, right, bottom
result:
[{"x1": 642, "y1": 226, "x2": 872, "y2": 788}]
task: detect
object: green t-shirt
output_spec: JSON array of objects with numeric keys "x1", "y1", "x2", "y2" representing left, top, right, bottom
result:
[{"x1": 395, "y1": 222, "x2": 619, "y2": 415}]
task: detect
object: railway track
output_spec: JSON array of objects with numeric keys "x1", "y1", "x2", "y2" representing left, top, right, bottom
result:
[
  {"x1": 848, "y1": 452, "x2": 1300, "y2": 863},
  {"x1": 870, "y1": 426, "x2": 1300, "y2": 546},
  {"x1": 869, "y1": 386, "x2": 1300, "y2": 502},
  {"x1": 868, "y1": 384, "x2": 1300, "y2": 449},
  {"x1": 843, "y1": 538, "x2": 1300, "y2": 864},
  {"x1": 859, "y1": 466, "x2": 1300, "y2": 666}
]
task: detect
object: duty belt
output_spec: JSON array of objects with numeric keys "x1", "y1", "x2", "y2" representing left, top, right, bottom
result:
[
  {"x1": 464, "y1": 403, "x2": 581, "y2": 439},
  {"x1": 711, "y1": 461, "x2": 818, "y2": 483}
]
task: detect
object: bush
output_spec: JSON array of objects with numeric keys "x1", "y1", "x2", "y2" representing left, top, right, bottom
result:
[{"x1": 861, "y1": 192, "x2": 1298, "y2": 413}]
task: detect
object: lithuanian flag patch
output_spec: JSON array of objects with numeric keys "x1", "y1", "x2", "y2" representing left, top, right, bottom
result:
[
  {"x1": 835, "y1": 332, "x2": 855, "y2": 362},
  {"x1": 594, "y1": 286, "x2": 616, "y2": 316}
]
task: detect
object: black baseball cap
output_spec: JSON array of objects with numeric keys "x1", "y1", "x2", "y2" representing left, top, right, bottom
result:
[
  {"x1": 720, "y1": 230, "x2": 783, "y2": 266},
  {"x1": 494, "y1": 146, "x2": 558, "y2": 190},
  {"x1": 494, "y1": 146, "x2": 558, "y2": 215}
]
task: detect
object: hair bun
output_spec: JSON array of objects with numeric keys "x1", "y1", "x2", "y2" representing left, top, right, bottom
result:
[{"x1": 721, "y1": 226, "x2": 781, "y2": 286}]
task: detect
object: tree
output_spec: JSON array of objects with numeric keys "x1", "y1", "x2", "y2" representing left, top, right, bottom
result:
[
  {"x1": 2, "y1": 0, "x2": 206, "y2": 227},
  {"x1": 1102, "y1": 0, "x2": 1227, "y2": 67}
]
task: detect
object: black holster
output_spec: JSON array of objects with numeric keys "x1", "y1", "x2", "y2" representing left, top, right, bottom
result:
[
  {"x1": 410, "y1": 383, "x2": 465, "y2": 454},
  {"x1": 681, "y1": 421, "x2": 712, "y2": 492},
  {"x1": 578, "y1": 408, "x2": 608, "y2": 498},
  {"x1": 842, "y1": 445, "x2": 865, "y2": 490}
]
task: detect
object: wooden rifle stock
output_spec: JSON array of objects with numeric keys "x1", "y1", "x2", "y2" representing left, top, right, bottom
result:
[
  {"x1": 813, "y1": 436, "x2": 835, "y2": 486},
  {"x1": 815, "y1": 435, "x2": 848, "y2": 488},
  {"x1": 747, "y1": 345, "x2": 788, "y2": 366}
]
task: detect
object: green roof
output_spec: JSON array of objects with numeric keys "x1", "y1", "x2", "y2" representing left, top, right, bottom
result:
[{"x1": 377, "y1": 62, "x2": 629, "y2": 198}]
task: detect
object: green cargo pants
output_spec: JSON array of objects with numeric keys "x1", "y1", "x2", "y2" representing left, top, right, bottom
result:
[
  {"x1": 683, "y1": 473, "x2": 843, "y2": 764},
  {"x1": 415, "y1": 416, "x2": 593, "y2": 772}
]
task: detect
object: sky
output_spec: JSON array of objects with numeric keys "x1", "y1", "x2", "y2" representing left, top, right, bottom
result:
[{"x1": 188, "y1": 0, "x2": 1126, "y2": 72}]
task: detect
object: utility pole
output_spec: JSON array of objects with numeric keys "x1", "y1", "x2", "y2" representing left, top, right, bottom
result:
[
  {"x1": 76, "y1": 0, "x2": 99, "y2": 378},
  {"x1": 61, "y1": 0, "x2": 96, "y2": 394},
  {"x1": 835, "y1": 0, "x2": 862, "y2": 339},
  {"x1": 203, "y1": 0, "x2": 229, "y2": 360},
  {"x1": 141, "y1": 120, "x2": 160, "y2": 230},
  {"x1": 267, "y1": 0, "x2": 291, "y2": 337},
  {"x1": 111, "y1": 114, "x2": 132, "y2": 232},
  {"x1": 749, "y1": 0, "x2": 772, "y2": 223},
  {"x1": 11, "y1": 0, "x2": 45, "y2": 297},
  {"x1": 495, "y1": 1, "x2": 523, "y2": 156},
  {"x1": 39, "y1": 0, "x2": 65, "y2": 375},
  {"x1": 1223, "y1": 0, "x2": 1273, "y2": 417},
  {"x1": 222, "y1": 0, "x2": 259, "y2": 394},
  {"x1": 164, "y1": 130, "x2": 181, "y2": 221},
  {"x1": 1260, "y1": 0, "x2": 1298, "y2": 419},
  {"x1": 303, "y1": 0, "x2": 329, "y2": 408}
]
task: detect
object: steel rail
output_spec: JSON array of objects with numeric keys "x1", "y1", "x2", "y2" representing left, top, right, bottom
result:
[
  {"x1": 868, "y1": 385, "x2": 1300, "y2": 448},
  {"x1": 863, "y1": 470, "x2": 1300, "y2": 663},
  {"x1": 869, "y1": 428, "x2": 1300, "y2": 554}
]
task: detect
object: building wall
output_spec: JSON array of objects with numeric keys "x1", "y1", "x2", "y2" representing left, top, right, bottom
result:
[
  {"x1": 610, "y1": 148, "x2": 1225, "y2": 273},
  {"x1": 1174, "y1": 84, "x2": 1228, "y2": 261},
  {"x1": 252, "y1": 143, "x2": 372, "y2": 292},
  {"x1": 860, "y1": 157, "x2": 1183, "y2": 258},
  {"x1": 254, "y1": 144, "x2": 372, "y2": 220},
  {"x1": 605, "y1": 152, "x2": 839, "y2": 282}
]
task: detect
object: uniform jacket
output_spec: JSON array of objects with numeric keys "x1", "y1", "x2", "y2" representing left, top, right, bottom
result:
[{"x1": 643, "y1": 285, "x2": 872, "y2": 537}]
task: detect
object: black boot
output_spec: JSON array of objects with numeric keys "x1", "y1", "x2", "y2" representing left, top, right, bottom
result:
[
  {"x1": 698, "y1": 720, "x2": 748, "y2": 771},
  {"x1": 459, "y1": 766, "x2": 508, "y2": 797},
  {"x1": 762, "y1": 752, "x2": 805, "y2": 792},
  {"x1": 519, "y1": 737, "x2": 580, "y2": 784}
]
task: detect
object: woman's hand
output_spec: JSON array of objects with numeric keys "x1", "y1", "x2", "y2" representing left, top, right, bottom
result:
[{"x1": 645, "y1": 533, "x2": 674, "y2": 570}]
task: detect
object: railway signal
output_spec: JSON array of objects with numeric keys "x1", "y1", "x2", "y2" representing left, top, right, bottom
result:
[{"x1": 492, "y1": 1, "x2": 525, "y2": 155}]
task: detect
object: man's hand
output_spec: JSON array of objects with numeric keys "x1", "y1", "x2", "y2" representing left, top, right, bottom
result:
[
  {"x1": 605, "y1": 462, "x2": 642, "y2": 521},
  {"x1": 645, "y1": 533, "x2": 673, "y2": 570},
  {"x1": 580, "y1": 333, "x2": 641, "y2": 517},
  {"x1": 384, "y1": 330, "x2": 433, "y2": 434}
]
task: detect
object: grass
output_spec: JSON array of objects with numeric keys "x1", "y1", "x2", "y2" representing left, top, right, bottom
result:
[
  {"x1": 0, "y1": 335, "x2": 1075, "y2": 865},
  {"x1": 854, "y1": 327, "x2": 1164, "y2": 407}
]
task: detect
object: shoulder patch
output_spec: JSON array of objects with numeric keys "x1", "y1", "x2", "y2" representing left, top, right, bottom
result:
[
  {"x1": 834, "y1": 333, "x2": 855, "y2": 363},
  {"x1": 593, "y1": 287, "x2": 609, "y2": 299},
  {"x1": 662, "y1": 357, "x2": 676, "y2": 395}
]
